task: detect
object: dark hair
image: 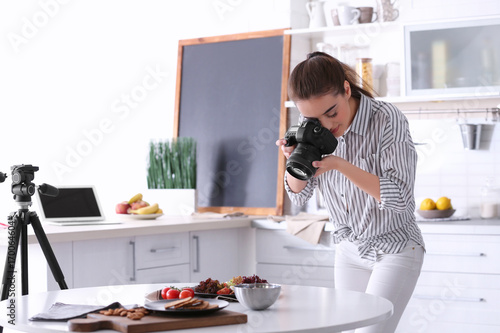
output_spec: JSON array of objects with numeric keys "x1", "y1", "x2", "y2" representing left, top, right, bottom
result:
[{"x1": 288, "y1": 51, "x2": 374, "y2": 101}]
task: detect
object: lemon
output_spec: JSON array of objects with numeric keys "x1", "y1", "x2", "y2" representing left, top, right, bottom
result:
[
  {"x1": 436, "y1": 197, "x2": 452, "y2": 210},
  {"x1": 420, "y1": 198, "x2": 436, "y2": 210}
]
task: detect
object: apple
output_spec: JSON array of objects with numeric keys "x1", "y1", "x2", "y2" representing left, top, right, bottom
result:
[
  {"x1": 130, "y1": 200, "x2": 149, "y2": 211},
  {"x1": 115, "y1": 201, "x2": 131, "y2": 214}
]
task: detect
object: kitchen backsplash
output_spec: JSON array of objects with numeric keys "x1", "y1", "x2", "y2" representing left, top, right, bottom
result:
[
  {"x1": 410, "y1": 117, "x2": 499, "y2": 219},
  {"x1": 292, "y1": 115, "x2": 499, "y2": 219}
]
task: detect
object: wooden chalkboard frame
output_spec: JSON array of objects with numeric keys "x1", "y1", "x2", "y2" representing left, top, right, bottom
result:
[{"x1": 173, "y1": 29, "x2": 290, "y2": 216}]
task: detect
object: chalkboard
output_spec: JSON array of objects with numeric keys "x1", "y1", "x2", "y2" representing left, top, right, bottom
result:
[{"x1": 174, "y1": 29, "x2": 290, "y2": 215}]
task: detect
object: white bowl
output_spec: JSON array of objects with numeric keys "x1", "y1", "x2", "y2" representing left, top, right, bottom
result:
[{"x1": 234, "y1": 283, "x2": 281, "y2": 310}]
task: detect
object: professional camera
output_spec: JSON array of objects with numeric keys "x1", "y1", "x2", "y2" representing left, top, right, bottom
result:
[{"x1": 284, "y1": 118, "x2": 338, "y2": 180}]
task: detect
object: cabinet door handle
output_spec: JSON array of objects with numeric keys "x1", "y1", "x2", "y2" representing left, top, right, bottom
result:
[
  {"x1": 283, "y1": 245, "x2": 334, "y2": 252},
  {"x1": 192, "y1": 235, "x2": 200, "y2": 273},
  {"x1": 129, "y1": 240, "x2": 136, "y2": 282},
  {"x1": 426, "y1": 252, "x2": 486, "y2": 257},
  {"x1": 150, "y1": 246, "x2": 177, "y2": 253},
  {"x1": 414, "y1": 294, "x2": 485, "y2": 302}
]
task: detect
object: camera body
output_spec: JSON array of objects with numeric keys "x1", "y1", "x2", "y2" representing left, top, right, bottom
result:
[{"x1": 284, "y1": 119, "x2": 338, "y2": 180}]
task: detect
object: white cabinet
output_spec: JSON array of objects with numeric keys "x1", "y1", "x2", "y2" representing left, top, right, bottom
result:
[
  {"x1": 396, "y1": 232, "x2": 500, "y2": 333},
  {"x1": 255, "y1": 228, "x2": 335, "y2": 287},
  {"x1": 189, "y1": 228, "x2": 255, "y2": 283},
  {"x1": 71, "y1": 233, "x2": 191, "y2": 288},
  {"x1": 133, "y1": 233, "x2": 190, "y2": 284},
  {"x1": 72, "y1": 236, "x2": 134, "y2": 288},
  {"x1": 135, "y1": 264, "x2": 190, "y2": 284},
  {"x1": 44, "y1": 228, "x2": 252, "y2": 290}
]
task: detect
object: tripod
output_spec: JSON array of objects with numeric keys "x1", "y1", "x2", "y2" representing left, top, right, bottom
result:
[
  {"x1": 1, "y1": 202, "x2": 68, "y2": 298},
  {"x1": 0, "y1": 165, "x2": 67, "y2": 332}
]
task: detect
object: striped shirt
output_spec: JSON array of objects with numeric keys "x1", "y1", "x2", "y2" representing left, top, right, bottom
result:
[{"x1": 286, "y1": 94, "x2": 425, "y2": 261}]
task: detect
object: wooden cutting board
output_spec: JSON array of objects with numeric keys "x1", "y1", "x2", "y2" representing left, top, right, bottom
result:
[{"x1": 68, "y1": 310, "x2": 247, "y2": 333}]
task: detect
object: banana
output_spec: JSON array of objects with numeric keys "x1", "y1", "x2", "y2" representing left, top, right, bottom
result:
[
  {"x1": 130, "y1": 203, "x2": 159, "y2": 215},
  {"x1": 128, "y1": 193, "x2": 143, "y2": 204},
  {"x1": 156, "y1": 208, "x2": 163, "y2": 214}
]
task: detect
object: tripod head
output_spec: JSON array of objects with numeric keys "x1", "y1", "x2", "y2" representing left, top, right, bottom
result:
[{"x1": 8, "y1": 164, "x2": 59, "y2": 210}]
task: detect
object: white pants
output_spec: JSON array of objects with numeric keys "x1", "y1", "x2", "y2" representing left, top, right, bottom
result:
[{"x1": 334, "y1": 240, "x2": 424, "y2": 333}]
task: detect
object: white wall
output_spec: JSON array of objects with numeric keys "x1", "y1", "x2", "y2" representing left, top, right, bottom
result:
[
  {"x1": 0, "y1": 0, "x2": 291, "y2": 220},
  {"x1": 1, "y1": 0, "x2": 499, "y2": 222},
  {"x1": 410, "y1": 117, "x2": 500, "y2": 218}
]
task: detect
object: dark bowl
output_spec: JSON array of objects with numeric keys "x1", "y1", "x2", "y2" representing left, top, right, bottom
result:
[{"x1": 417, "y1": 209, "x2": 456, "y2": 219}]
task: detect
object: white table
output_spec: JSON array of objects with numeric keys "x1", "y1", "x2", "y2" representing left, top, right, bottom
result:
[{"x1": 0, "y1": 284, "x2": 393, "y2": 333}]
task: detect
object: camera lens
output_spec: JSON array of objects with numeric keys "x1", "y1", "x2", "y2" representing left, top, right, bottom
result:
[
  {"x1": 286, "y1": 144, "x2": 321, "y2": 181},
  {"x1": 287, "y1": 164, "x2": 311, "y2": 180}
]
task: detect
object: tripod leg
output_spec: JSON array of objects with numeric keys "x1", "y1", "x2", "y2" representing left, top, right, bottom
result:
[
  {"x1": 21, "y1": 221, "x2": 29, "y2": 296},
  {"x1": 29, "y1": 212, "x2": 68, "y2": 290},
  {"x1": 0, "y1": 214, "x2": 22, "y2": 301}
]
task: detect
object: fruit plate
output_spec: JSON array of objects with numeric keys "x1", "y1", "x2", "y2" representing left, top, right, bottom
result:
[
  {"x1": 117, "y1": 213, "x2": 163, "y2": 220},
  {"x1": 144, "y1": 299, "x2": 228, "y2": 314},
  {"x1": 416, "y1": 209, "x2": 456, "y2": 219}
]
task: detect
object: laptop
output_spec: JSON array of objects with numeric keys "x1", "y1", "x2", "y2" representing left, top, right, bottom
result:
[{"x1": 35, "y1": 185, "x2": 119, "y2": 226}]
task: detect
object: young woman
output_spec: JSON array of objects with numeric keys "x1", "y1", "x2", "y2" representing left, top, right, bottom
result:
[{"x1": 276, "y1": 52, "x2": 425, "y2": 333}]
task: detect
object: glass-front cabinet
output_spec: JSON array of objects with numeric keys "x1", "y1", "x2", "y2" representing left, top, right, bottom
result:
[{"x1": 404, "y1": 17, "x2": 500, "y2": 99}]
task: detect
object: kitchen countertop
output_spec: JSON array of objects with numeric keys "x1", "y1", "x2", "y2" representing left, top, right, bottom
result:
[
  {"x1": 0, "y1": 215, "x2": 255, "y2": 245},
  {"x1": 1, "y1": 214, "x2": 499, "y2": 247},
  {"x1": 252, "y1": 217, "x2": 500, "y2": 235}
]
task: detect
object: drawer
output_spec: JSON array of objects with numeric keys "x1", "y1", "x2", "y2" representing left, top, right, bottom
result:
[
  {"x1": 417, "y1": 271, "x2": 500, "y2": 290},
  {"x1": 422, "y1": 234, "x2": 500, "y2": 274},
  {"x1": 399, "y1": 292, "x2": 500, "y2": 331},
  {"x1": 136, "y1": 264, "x2": 190, "y2": 284},
  {"x1": 256, "y1": 229, "x2": 335, "y2": 267},
  {"x1": 257, "y1": 263, "x2": 334, "y2": 288},
  {"x1": 134, "y1": 233, "x2": 189, "y2": 270},
  {"x1": 399, "y1": 272, "x2": 500, "y2": 330}
]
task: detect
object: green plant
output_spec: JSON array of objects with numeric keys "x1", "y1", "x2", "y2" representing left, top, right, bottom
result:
[{"x1": 147, "y1": 137, "x2": 196, "y2": 189}]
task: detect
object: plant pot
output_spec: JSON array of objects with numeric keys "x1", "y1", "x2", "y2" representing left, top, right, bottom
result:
[{"x1": 144, "y1": 189, "x2": 197, "y2": 216}]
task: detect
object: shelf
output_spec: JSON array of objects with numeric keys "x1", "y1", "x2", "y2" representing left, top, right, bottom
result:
[
  {"x1": 285, "y1": 21, "x2": 402, "y2": 38},
  {"x1": 285, "y1": 92, "x2": 500, "y2": 108},
  {"x1": 378, "y1": 92, "x2": 500, "y2": 104}
]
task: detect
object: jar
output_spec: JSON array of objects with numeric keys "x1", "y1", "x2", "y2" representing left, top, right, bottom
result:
[
  {"x1": 356, "y1": 58, "x2": 373, "y2": 91},
  {"x1": 480, "y1": 178, "x2": 499, "y2": 219}
]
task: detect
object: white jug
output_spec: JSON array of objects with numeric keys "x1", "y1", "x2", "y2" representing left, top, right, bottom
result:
[
  {"x1": 306, "y1": 1, "x2": 326, "y2": 29},
  {"x1": 376, "y1": 0, "x2": 399, "y2": 22}
]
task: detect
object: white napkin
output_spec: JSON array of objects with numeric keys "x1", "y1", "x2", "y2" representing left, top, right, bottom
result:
[
  {"x1": 29, "y1": 302, "x2": 131, "y2": 321},
  {"x1": 269, "y1": 213, "x2": 329, "y2": 245}
]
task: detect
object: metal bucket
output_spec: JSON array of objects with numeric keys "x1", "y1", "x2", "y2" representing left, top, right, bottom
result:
[{"x1": 460, "y1": 124, "x2": 482, "y2": 150}]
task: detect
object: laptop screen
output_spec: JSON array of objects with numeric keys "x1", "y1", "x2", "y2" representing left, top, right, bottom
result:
[{"x1": 36, "y1": 186, "x2": 105, "y2": 222}]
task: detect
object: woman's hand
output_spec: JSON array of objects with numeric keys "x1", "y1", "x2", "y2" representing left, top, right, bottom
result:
[
  {"x1": 312, "y1": 155, "x2": 342, "y2": 177},
  {"x1": 275, "y1": 139, "x2": 294, "y2": 159}
]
